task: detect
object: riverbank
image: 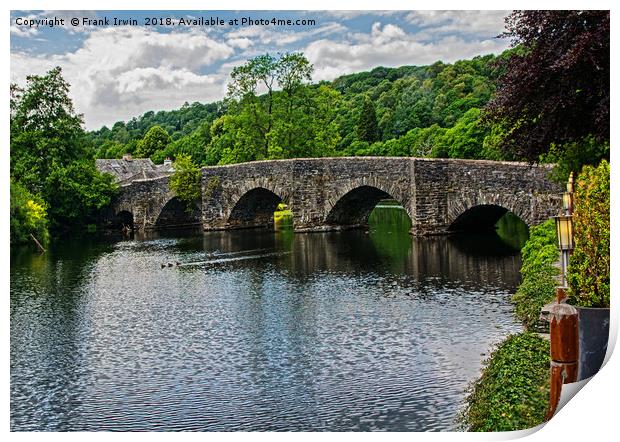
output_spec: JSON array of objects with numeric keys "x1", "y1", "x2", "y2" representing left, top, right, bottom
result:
[
  {"x1": 462, "y1": 220, "x2": 559, "y2": 431},
  {"x1": 462, "y1": 332, "x2": 550, "y2": 431}
]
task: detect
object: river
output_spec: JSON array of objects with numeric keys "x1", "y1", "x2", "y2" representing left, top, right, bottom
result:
[{"x1": 10, "y1": 205, "x2": 527, "y2": 431}]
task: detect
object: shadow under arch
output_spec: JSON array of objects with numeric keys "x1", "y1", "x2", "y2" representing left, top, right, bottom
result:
[
  {"x1": 155, "y1": 197, "x2": 201, "y2": 229},
  {"x1": 448, "y1": 205, "x2": 530, "y2": 252},
  {"x1": 227, "y1": 187, "x2": 283, "y2": 230},
  {"x1": 448, "y1": 204, "x2": 513, "y2": 233},
  {"x1": 325, "y1": 185, "x2": 411, "y2": 229},
  {"x1": 112, "y1": 210, "x2": 134, "y2": 229}
]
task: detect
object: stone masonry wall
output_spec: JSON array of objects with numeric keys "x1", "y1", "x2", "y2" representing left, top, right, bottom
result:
[{"x1": 109, "y1": 157, "x2": 562, "y2": 234}]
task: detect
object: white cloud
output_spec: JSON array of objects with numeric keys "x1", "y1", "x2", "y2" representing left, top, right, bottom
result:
[
  {"x1": 10, "y1": 24, "x2": 39, "y2": 38},
  {"x1": 226, "y1": 22, "x2": 347, "y2": 47},
  {"x1": 321, "y1": 10, "x2": 402, "y2": 20},
  {"x1": 305, "y1": 22, "x2": 510, "y2": 81},
  {"x1": 10, "y1": 27, "x2": 235, "y2": 129},
  {"x1": 227, "y1": 37, "x2": 253, "y2": 49},
  {"x1": 405, "y1": 10, "x2": 509, "y2": 37}
]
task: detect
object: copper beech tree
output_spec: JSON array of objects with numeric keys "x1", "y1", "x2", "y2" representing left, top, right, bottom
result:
[{"x1": 485, "y1": 10, "x2": 610, "y2": 162}]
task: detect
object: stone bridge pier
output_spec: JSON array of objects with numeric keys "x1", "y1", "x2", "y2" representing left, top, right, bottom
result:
[{"x1": 103, "y1": 157, "x2": 562, "y2": 235}]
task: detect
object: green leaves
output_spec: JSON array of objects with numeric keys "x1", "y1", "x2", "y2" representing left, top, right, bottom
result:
[
  {"x1": 11, "y1": 67, "x2": 118, "y2": 236},
  {"x1": 567, "y1": 160, "x2": 610, "y2": 307},
  {"x1": 10, "y1": 67, "x2": 89, "y2": 193},
  {"x1": 43, "y1": 161, "x2": 118, "y2": 232},
  {"x1": 136, "y1": 125, "x2": 171, "y2": 159},
  {"x1": 356, "y1": 95, "x2": 380, "y2": 143},
  {"x1": 10, "y1": 180, "x2": 49, "y2": 245},
  {"x1": 463, "y1": 333, "x2": 550, "y2": 431},
  {"x1": 169, "y1": 154, "x2": 201, "y2": 210},
  {"x1": 512, "y1": 219, "x2": 559, "y2": 328}
]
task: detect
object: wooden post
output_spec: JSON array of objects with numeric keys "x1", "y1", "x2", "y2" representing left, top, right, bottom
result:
[{"x1": 545, "y1": 301, "x2": 579, "y2": 421}]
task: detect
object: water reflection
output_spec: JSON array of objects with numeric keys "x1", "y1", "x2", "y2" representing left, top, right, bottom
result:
[{"x1": 11, "y1": 208, "x2": 525, "y2": 431}]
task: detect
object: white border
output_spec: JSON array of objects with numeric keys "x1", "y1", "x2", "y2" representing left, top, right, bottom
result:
[{"x1": 3, "y1": 1, "x2": 618, "y2": 440}]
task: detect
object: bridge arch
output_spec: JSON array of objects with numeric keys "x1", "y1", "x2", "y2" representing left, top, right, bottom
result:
[
  {"x1": 116, "y1": 210, "x2": 134, "y2": 228},
  {"x1": 227, "y1": 186, "x2": 285, "y2": 229},
  {"x1": 155, "y1": 196, "x2": 201, "y2": 229},
  {"x1": 324, "y1": 183, "x2": 412, "y2": 229},
  {"x1": 446, "y1": 193, "x2": 532, "y2": 232}
]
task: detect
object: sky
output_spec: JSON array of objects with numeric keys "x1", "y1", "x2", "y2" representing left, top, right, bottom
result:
[{"x1": 10, "y1": 10, "x2": 512, "y2": 130}]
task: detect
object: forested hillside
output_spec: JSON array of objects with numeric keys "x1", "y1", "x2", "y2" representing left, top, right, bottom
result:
[{"x1": 87, "y1": 50, "x2": 515, "y2": 166}]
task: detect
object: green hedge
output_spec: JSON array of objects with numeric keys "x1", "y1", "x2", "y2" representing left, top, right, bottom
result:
[
  {"x1": 567, "y1": 160, "x2": 610, "y2": 307},
  {"x1": 511, "y1": 219, "x2": 559, "y2": 328},
  {"x1": 463, "y1": 332, "x2": 551, "y2": 431}
]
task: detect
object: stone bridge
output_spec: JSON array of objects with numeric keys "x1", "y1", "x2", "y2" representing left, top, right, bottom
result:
[{"x1": 103, "y1": 157, "x2": 562, "y2": 235}]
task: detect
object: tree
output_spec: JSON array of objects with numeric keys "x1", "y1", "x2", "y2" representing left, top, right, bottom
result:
[
  {"x1": 356, "y1": 95, "x2": 380, "y2": 143},
  {"x1": 484, "y1": 11, "x2": 610, "y2": 162},
  {"x1": 441, "y1": 108, "x2": 487, "y2": 159},
  {"x1": 136, "y1": 125, "x2": 171, "y2": 159},
  {"x1": 10, "y1": 67, "x2": 87, "y2": 193},
  {"x1": 10, "y1": 67, "x2": 118, "y2": 235},
  {"x1": 43, "y1": 161, "x2": 117, "y2": 231},
  {"x1": 169, "y1": 154, "x2": 201, "y2": 210},
  {"x1": 224, "y1": 52, "x2": 315, "y2": 160}
]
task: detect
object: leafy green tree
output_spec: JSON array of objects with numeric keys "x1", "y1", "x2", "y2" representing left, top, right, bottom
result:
[
  {"x1": 223, "y1": 52, "x2": 316, "y2": 161},
  {"x1": 441, "y1": 108, "x2": 486, "y2": 159},
  {"x1": 567, "y1": 160, "x2": 610, "y2": 307},
  {"x1": 169, "y1": 154, "x2": 201, "y2": 210},
  {"x1": 10, "y1": 67, "x2": 87, "y2": 193},
  {"x1": 10, "y1": 67, "x2": 118, "y2": 235},
  {"x1": 541, "y1": 136, "x2": 610, "y2": 183},
  {"x1": 151, "y1": 120, "x2": 212, "y2": 166},
  {"x1": 10, "y1": 180, "x2": 49, "y2": 245},
  {"x1": 136, "y1": 125, "x2": 171, "y2": 160},
  {"x1": 43, "y1": 161, "x2": 117, "y2": 232},
  {"x1": 356, "y1": 95, "x2": 380, "y2": 143}
]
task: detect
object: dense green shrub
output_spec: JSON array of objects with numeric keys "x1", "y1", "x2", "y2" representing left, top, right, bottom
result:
[
  {"x1": 136, "y1": 125, "x2": 171, "y2": 159},
  {"x1": 463, "y1": 333, "x2": 550, "y2": 431},
  {"x1": 567, "y1": 160, "x2": 610, "y2": 307},
  {"x1": 169, "y1": 154, "x2": 201, "y2": 210},
  {"x1": 43, "y1": 161, "x2": 118, "y2": 232},
  {"x1": 10, "y1": 180, "x2": 49, "y2": 245},
  {"x1": 511, "y1": 219, "x2": 559, "y2": 328}
]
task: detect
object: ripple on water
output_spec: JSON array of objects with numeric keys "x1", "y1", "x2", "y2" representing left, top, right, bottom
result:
[{"x1": 10, "y1": 231, "x2": 523, "y2": 431}]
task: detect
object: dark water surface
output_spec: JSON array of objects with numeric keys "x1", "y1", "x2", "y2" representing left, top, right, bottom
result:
[{"x1": 11, "y1": 208, "x2": 526, "y2": 431}]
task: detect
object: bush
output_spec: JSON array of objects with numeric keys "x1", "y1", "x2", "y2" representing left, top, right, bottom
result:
[
  {"x1": 567, "y1": 160, "x2": 610, "y2": 307},
  {"x1": 169, "y1": 154, "x2": 201, "y2": 210},
  {"x1": 43, "y1": 161, "x2": 118, "y2": 232},
  {"x1": 10, "y1": 180, "x2": 49, "y2": 245},
  {"x1": 463, "y1": 332, "x2": 550, "y2": 431},
  {"x1": 512, "y1": 219, "x2": 559, "y2": 328}
]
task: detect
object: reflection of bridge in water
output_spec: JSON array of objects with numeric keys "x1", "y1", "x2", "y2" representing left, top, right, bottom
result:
[
  {"x1": 144, "y1": 229, "x2": 522, "y2": 290},
  {"x1": 100, "y1": 157, "x2": 562, "y2": 235}
]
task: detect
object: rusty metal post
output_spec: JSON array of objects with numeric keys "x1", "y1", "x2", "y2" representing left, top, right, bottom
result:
[
  {"x1": 545, "y1": 301, "x2": 579, "y2": 421},
  {"x1": 556, "y1": 286, "x2": 567, "y2": 303}
]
